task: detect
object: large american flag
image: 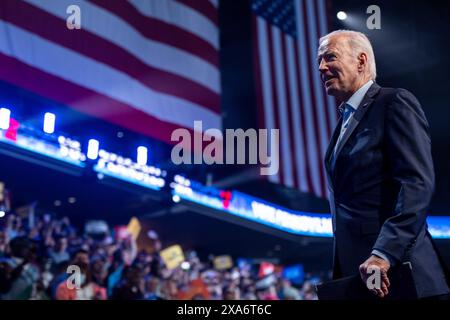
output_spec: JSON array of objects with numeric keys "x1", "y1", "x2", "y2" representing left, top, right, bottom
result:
[
  {"x1": 0, "y1": 0, "x2": 221, "y2": 143},
  {"x1": 252, "y1": 0, "x2": 338, "y2": 199}
]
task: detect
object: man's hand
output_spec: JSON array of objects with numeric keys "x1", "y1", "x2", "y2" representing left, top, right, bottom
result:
[{"x1": 359, "y1": 255, "x2": 390, "y2": 298}]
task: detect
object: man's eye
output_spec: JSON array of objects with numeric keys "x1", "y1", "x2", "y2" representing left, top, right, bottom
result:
[{"x1": 318, "y1": 55, "x2": 336, "y2": 65}]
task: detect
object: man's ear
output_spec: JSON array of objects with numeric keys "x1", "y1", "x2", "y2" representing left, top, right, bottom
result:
[{"x1": 358, "y1": 52, "x2": 368, "y2": 72}]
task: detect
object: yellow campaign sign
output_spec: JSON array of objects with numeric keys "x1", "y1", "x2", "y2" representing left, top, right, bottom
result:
[
  {"x1": 160, "y1": 245, "x2": 185, "y2": 270},
  {"x1": 126, "y1": 217, "x2": 141, "y2": 240},
  {"x1": 213, "y1": 255, "x2": 233, "y2": 270}
]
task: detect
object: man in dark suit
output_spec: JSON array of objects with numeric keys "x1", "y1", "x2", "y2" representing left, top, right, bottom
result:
[{"x1": 317, "y1": 30, "x2": 449, "y2": 299}]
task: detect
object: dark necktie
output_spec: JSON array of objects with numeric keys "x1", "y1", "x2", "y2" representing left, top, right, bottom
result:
[{"x1": 331, "y1": 103, "x2": 355, "y2": 169}]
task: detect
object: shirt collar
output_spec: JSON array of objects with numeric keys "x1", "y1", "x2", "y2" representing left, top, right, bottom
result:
[{"x1": 345, "y1": 79, "x2": 374, "y2": 111}]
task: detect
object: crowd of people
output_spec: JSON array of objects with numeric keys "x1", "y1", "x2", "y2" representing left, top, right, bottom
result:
[{"x1": 0, "y1": 210, "x2": 324, "y2": 300}]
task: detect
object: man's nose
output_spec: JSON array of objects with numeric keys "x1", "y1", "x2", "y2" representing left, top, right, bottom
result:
[{"x1": 318, "y1": 59, "x2": 328, "y2": 73}]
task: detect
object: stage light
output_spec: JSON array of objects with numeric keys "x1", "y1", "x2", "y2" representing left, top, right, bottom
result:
[
  {"x1": 137, "y1": 146, "x2": 148, "y2": 166},
  {"x1": 0, "y1": 211, "x2": 5, "y2": 218},
  {"x1": 60, "y1": 146, "x2": 69, "y2": 157},
  {"x1": 172, "y1": 194, "x2": 181, "y2": 203},
  {"x1": 181, "y1": 261, "x2": 190, "y2": 270},
  {"x1": 43, "y1": 112, "x2": 55, "y2": 134},
  {"x1": 174, "y1": 175, "x2": 191, "y2": 186},
  {"x1": 71, "y1": 141, "x2": 81, "y2": 149},
  {"x1": 69, "y1": 149, "x2": 80, "y2": 160},
  {"x1": 87, "y1": 139, "x2": 100, "y2": 160},
  {"x1": 0, "y1": 108, "x2": 11, "y2": 130},
  {"x1": 97, "y1": 159, "x2": 106, "y2": 169},
  {"x1": 174, "y1": 175, "x2": 184, "y2": 184},
  {"x1": 107, "y1": 162, "x2": 116, "y2": 172},
  {"x1": 99, "y1": 149, "x2": 110, "y2": 161},
  {"x1": 58, "y1": 136, "x2": 65, "y2": 144},
  {"x1": 136, "y1": 172, "x2": 144, "y2": 181},
  {"x1": 68, "y1": 197, "x2": 76, "y2": 204},
  {"x1": 337, "y1": 11, "x2": 347, "y2": 20}
]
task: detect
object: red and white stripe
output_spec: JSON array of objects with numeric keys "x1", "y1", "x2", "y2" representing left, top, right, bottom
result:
[
  {"x1": 253, "y1": 0, "x2": 337, "y2": 199},
  {"x1": 0, "y1": 0, "x2": 221, "y2": 143}
]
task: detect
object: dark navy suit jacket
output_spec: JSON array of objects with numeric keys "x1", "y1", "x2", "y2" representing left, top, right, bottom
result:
[{"x1": 325, "y1": 82, "x2": 449, "y2": 298}]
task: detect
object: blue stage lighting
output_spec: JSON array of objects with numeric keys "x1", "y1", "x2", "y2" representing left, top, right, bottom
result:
[
  {"x1": 43, "y1": 112, "x2": 56, "y2": 134},
  {"x1": 137, "y1": 146, "x2": 148, "y2": 166},
  {"x1": 0, "y1": 108, "x2": 11, "y2": 130},
  {"x1": 87, "y1": 139, "x2": 100, "y2": 160}
]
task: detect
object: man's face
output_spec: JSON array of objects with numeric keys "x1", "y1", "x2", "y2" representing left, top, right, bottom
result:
[
  {"x1": 318, "y1": 35, "x2": 361, "y2": 101},
  {"x1": 74, "y1": 252, "x2": 90, "y2": 265},
  {"x1": 57, "y1": 238, "x2": 68, "y2": 251}
]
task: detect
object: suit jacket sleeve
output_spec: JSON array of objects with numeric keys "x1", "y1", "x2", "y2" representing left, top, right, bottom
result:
[{"x1": 372, "y1": 88, "x2": 435, "y2": 262}]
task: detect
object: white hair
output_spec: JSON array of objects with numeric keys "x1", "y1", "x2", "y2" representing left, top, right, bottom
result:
[{"x1": 319, "y1": 30, "x2": 377, "y2": 80}]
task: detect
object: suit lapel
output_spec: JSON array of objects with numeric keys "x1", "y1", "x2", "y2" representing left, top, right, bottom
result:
[
  {"x1": 325, "y1": 116, "x2": 342, "y2": 191},
  {"x1": 333, "y1": 83, "x2": 381, "y2": 163}
]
